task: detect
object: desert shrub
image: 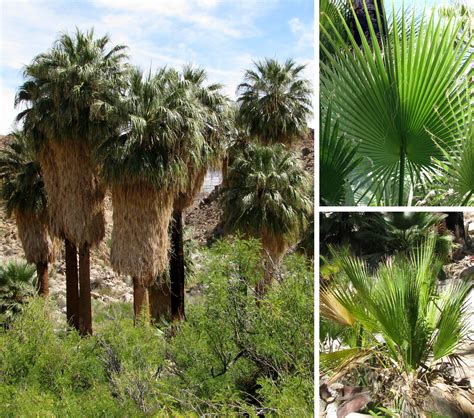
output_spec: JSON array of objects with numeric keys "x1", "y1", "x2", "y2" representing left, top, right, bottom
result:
[
  {"x1": 166, "y1": 237, "x2": 314, "y2": 415},
  {"x1": 97, "y1": 309, "x2": 167, "y2": 414},
  {"x1": 0, "y1": 238, "x2": 313, "y2": 416}
]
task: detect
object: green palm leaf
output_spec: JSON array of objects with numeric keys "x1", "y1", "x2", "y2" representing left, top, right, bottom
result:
[
  {"x1": 320, "y1": 104, "x2": 361, "y2": 205},
  {"x1": 321, "y1": 3, "x2": 473, "y2": 205}
]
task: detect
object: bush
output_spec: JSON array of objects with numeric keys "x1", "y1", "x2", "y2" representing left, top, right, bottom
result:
[
  {"x1": 0, "y1": 237, "x2": 313, "y2": 416},
  {"x1": 166, "y1": 238, "x2": 314, "y2": 414}
]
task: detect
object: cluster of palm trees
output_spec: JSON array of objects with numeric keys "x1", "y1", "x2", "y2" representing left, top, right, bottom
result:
[
  {"x1": 0, "y1": 29, "x2": 313, "y2": 335},
  {"x1": 320, "y1": 0, "x2": 474, "y2": 206}
]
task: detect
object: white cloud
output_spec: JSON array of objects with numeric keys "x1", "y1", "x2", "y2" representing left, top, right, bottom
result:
[
  {"x1": 0, "y1": 0, "x2": 310, "y2": 134},
  {"x1": 288, "y1": 16, "x2": 314, "y2": 50}
]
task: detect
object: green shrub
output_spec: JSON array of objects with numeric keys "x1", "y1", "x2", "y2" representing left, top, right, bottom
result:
[
  {"x1": 0, "y1": 237, "x2": 313, "y2": 416},
  {"x1": 166, "y1": 238, "x2": 314, "y2": 414}
]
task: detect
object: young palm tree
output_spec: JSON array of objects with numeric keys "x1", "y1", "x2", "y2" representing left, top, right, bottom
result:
[
  {"x1": 222, "y1": 143, "x2": 312, "y2": 296},
  {"x1": 98, "y1": 67, "x2": 205, "y2": 320},
  {"x1": 237, "y1": 58, "x2": 312, "y2": 146},
  {"x1": 321, "y1": 236, "x2": 472, "y2": 415},
  {"x1": 0, "y1": 132, "x2": 58, "y2": 296},
  {"x1": 321, "y1": 5, "x2": 473, "y2": 205},
  {"x1": 15, "y1": 29, "x2": 128, "y2": 334}
]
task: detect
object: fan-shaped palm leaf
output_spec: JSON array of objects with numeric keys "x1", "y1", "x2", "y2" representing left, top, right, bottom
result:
[{"x1": 321, "y1": 3, "x2": 473, "y2": 205}]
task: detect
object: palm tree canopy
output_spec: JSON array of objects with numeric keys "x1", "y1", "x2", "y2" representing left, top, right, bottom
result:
[
  {"x1": 222, "y1": 143, "x2": 312, "y2": 243},
  {"x1": 321, "y1": 5, "x2": 473, "y2": 205},
  {"x1": 180, "y1": 64, "x2": 231, "y2": 169},
  {"x1": 237, "y1": 58, "x2": 312, "y2": 146},
  {"x1": 98, "y1": 67, "x2": 207, "y2": 191},
  {"x1": 0, "y1": 131, "x2": 46, "y2": 217},
  {"x1": 16, "y1": 28, "x2": 129, "y2": 147}
]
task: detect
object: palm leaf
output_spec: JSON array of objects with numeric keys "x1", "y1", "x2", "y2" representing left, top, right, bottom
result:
[{"x1": 321, "y1": 3, "x2": 473, "y2": 205}]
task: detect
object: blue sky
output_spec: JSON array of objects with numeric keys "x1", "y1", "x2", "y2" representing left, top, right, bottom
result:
[{"x1": 0, "y1": 0, "x2": 314, "y2": 134}]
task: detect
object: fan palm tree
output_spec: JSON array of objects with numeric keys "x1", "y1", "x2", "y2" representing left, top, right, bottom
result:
[
  {"x1": 98, "y1": 67, "x2": 205, "y2": 320},
  {"x1": 321, "y1": 236, "x2": 472, "y2": 415},
  {"x1": 160, "y1": 65, "x2": 230, "y2": 321},
  {"x1": 222, "y1": 143, "x2": 312, "y2": 296},
  {"x1": 321, "y1": 4, "x2": 473, "y2": 205},
  {"x1": 15, "y1": 29, "x2": 128, "y2": 334},
  {"x1": 0, "y1": 132, "x2": 58, "y2": 296},
  {"x1": 236, "y1": 58, "x2": 312, "y2": 146}
]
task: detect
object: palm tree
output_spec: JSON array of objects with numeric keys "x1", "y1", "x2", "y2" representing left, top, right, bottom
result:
[
  {"x1": 222, "y1": 143, "x2": 312, "y2": 296},
  {"x1": 236, "y1": 58, "x2": 312, "y2": 146},
  {"x1": 321, "y1": 5, "x2": 473, "y2": 205},
  {"x1": 98, "y1": 67, "x2": 205, "y2": 320},
  {"x1": 321, "y1": 236, "x2": 472, "y2": 415},
  {"x1": 15, "y1": 29, "x2": 128, "y2": 334},
  {"x1": 163, "y1": 65, "x2": 230, "y2": 321},
  {"x1": 0, "y1": 132, "x2": 58, "y2": 296}
]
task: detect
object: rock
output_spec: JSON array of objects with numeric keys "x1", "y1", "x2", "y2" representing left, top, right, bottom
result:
[
  {"x1": 301, "y1": 147, "x2": 311, "y2": 156},
  {"x1": 460, "y1": 266, "x2": 474, "y2": 280},
  {"x1": 122, "y1": 293, "x2": 133, "y2": 303},
  {"x1": 56, "y1": 294, "x2": 67, "y2": 309},
  {"x1": 91, "y1": 276, "x2": 103, "y2": 289}
]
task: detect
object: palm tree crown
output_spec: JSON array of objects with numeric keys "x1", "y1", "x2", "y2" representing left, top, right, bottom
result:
[
  {"x1": 222, "y1": 143, "x2": 312, "y2": 245},
  {"x1": 16, "y1": 28, "x2": 129, "y2": 147},
  {"x1": 99, "y1": 67, "x2": 206, "y2": 190},
  {"x1": 237, "y1": 58, "x2": 312, "y2": 146},
  {"x1": 0, "y1": 132, "x2": 46, "y2": 217}
]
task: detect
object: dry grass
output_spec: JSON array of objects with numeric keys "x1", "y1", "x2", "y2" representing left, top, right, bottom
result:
[
  {"x1": 15, "y1": 209, "x2": 59, "y2": 264},
  {"x1": 39, "y1": 140, "x2": 105, "y2": 246},
  {"x1": 261, "y1": 230, "x2": 287, "y2": 266},
  {"x1": 110, "y1": 181, "x2": 173, "y2": 287},
  {"x1": 174, "y1": 167, "x2": 206, "y2": 211}
]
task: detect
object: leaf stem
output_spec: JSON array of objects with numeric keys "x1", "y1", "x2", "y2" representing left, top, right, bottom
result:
[{"x1": 398, "y1": 145, "x2": 405, "y2": 206}]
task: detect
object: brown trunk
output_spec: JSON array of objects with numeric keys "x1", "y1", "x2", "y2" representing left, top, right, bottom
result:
[
  {"x1": 78, "y1": 243, "x2": 92, "y2": 336},
  {"x1": 256, "y1": 242, "x2": 283, "y2": 301},
  {"x1": 149, "y1": 280, "x2": 172, "y2": 322},
  {"x1": 170, "y1": 210, "x2": 186, "y2": 321},
  {"x1": 65, "y1": 239, "x2": 80, "y2": 331},
  {"x1": 36, "y1": 261, "x2": 49, "y2": 297},
  {"x1": 133, "y1": 279, "x2": 149, "y2": 323},
  {"x1": 222, "y1": 157, "x2": 229, "y2": 188}
]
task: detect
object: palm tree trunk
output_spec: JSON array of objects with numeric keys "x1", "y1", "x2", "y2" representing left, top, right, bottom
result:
[
  {"x1": 170, "y1": 210, "x2": 185, "y2": 321},
  {"x1": 65, "y1": 239, "x2": 80, "y2": 331},
  {"x1": 149, "y1": 280, "x2": 171, "y2": 322},
  {"x1": 78, "y1": 243, "x2": 92, "y2": 336},
  {"x1": 133, "y1": 279, "x2": 149, "y2": 323},
  {"x1": 36, "y1": 261, "x2": 49, "y2": 297},
  {"x1": 256, "y1": 236, "x2": 285, "y2": 301}
]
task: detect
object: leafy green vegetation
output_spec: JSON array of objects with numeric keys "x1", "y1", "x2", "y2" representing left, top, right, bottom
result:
[
  {"x1": 320, "y1": 1, "x2": 474, "y2": 206},
  {"x1": 0, "y1": 238, "x2": 313, "y2": 416}
]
